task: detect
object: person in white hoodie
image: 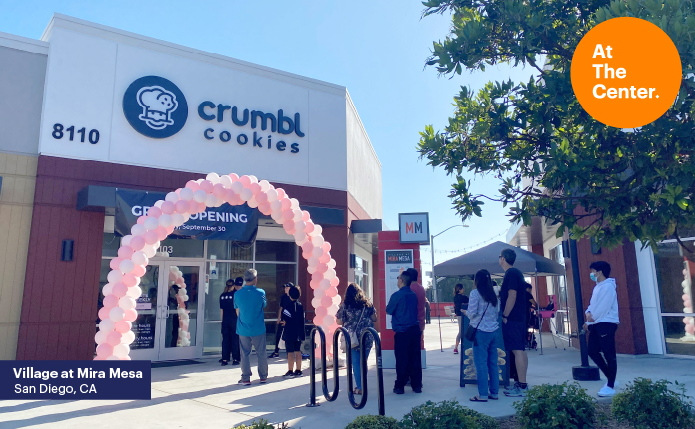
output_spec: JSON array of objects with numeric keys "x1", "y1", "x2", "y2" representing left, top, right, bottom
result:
[{"x1": 584, "y1": 261, "x2": 620, "y2": 397}]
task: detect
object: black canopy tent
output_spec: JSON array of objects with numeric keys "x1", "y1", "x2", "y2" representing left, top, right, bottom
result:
[{"x1": 433, "y1": 241, "x2": 566, "y2": 354}]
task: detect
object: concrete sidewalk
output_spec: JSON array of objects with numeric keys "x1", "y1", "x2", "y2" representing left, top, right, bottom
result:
[{"x1": 1, "y1": 320, "x2": 693, "y2": 428}]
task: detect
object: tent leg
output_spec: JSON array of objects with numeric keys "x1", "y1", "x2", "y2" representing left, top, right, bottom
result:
[{"x1": 536, "y1": 271, "x2": 543, "y2": 355}]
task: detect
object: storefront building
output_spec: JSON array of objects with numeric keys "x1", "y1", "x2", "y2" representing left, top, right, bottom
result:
[
  {"x1": 508, "y1": 216, "x2": 695, "y2": 358},
  {"x1": 0, "y1": 14, "x2": 382, "y2": 361}
]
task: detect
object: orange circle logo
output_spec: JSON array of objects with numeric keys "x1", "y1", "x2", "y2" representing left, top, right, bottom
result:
[{"x1": 571, "y1": 17, "x2": 681, "y2": 128}]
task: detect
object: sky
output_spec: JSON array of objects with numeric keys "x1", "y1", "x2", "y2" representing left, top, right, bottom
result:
[{"x1": 0, "y1": 0, "x2": 537, "y2": 274}]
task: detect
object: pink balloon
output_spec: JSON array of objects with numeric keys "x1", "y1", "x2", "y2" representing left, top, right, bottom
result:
[
  {"x1": 310, "y1": 279, "x2": 320, "y2": 290},
  {"x1": 228, "y1": 173, "x2": 239, "y2": 182},
  {"x1": 302, "y1": 210, "x2": 311, "y2": 221},
  {"x1": 305, "y1": 221, "x2": 315, "y2": 234},
  {"x1": 168, "y1": 271, "x2": 177, "y2": 281},
  {"x1": 240, "y1": 175, "x2": 251, "y2": 187},
  {"x1": 259, "y1": 203, "x2": 272, "y2": 215},
  {"x1": 122, "y1": 273, "x2": 137, "y2": 287},
  {"x1": 137, "y1": 216, "x2": 146, "y2": 225},
  {"x1": 323, "y1": 315, "x2": 335, "y2": 326},
  {"x1": 317, "y1": 263, "x2": 328, "y2": 274},
  {"x1": 326, "y1": 287, "x2": 338, "y2": 297},
  {"x1": 249, "y1": 183, "x2": 262, "y2": 195},
  {"x1": 686, "y1": 300, "x2": 692, "y2": 308},
  {"x1": 176, "y1": 277, "x2": 185, "y2": 285},
  {"x1": 281, "y1": 198, "x2": 292, "y2": 210},
  {"x1": 315, "y1": 306, "x2": 327, "y2": 318},
  {"x1": 106, "y1": 331, "x2": 122, "y2": 347},
  {"x1": 330, "y1": 277, "x2": 340, "y2": 287},
  {"x1": 194, "y1": 201, "x2": 207, "y2": 213},
  {"x1": 322, "y1": 242, "x2": 331, "y2": 253},
  {"x1": 130, "y1": 236, "x2": 145, "y2": 251},
  {"x1": 303, "y1": 251, "x2": 312, "y2": 260},
  {"x1": 114, "y1": 320, "x2": 132, "y2": 334},
  {"x1": 155, "y1": 226, "x2": 168, "y2": 241},
  {"x1": 98, "y1": 307, "x2": 110, "y2": 321},
  {"x1": 301, "y1": 242, "x2": 314, "y2": 253},
  {"x1": 256, "y1": 192, "x2": 268, "y2": 203},
  {"x1": 96, "y1": 343, "x2": 113, "y2": 358},
  {"x1": 132, "y1": 265, "x2": 147, "y2": 277},
  {"x1": 185, "y1": 180, "x2": 200, "y2": 191},
  {"x1": 321, "y1": 296, "x2": 333, "y2": 307},
  {"x1": 118, "y1": 246, "x2": 134, "y2": 259},
  {"x1": 282, "y1": 210, "x2": 295, "y2": 221},
  {"x1": 103, "y1": 295, "x2": 118, "y2": 308},
  {"x1": 213, "y1": 183, "x2": 226, "y2": 198},
  {"x1": 276, "y1": 188, "x2": 286, "y2": 200},
  {"x1": 175, "y1": 200, "x2": 189, "y2": 214},
  {"x1": 200, "y1": 180, "x2": 214, "y2": 193},
  {"x1": 313, "y1": 316, "x2": 323, "y2": 326},
  {"x1": 687, "y1": 324, "x2": 695, "y2": 335},
  {"x1": 110, "y1": 257, "x2": 124, "y2": 271},
  {"x1": 312, "y1": 272, "x2": 324, "y2": 282},
  {"x1": 148, "y1": 207, "x2": 162, "y2": 218},
  {"x1": 123, "y1": 308, "x2": 138, "y2": 322},
  {"x1": 144, "y1": 231, "x2": 159, "y2": 245},
  {"x1": 166, "y1": 225, "x2": 175, "y2": 234},
  {"x1": 283, "y1": 219, "x2": 295, "y2": 230},
  {"x1": 319, "y1": 252, "x2": 331, "y2": 264},
  {"x1": 112, "y1": 283, "x2": 128, "y2": 298},
  {"x1": 161, "y1": 201, "x2": 176, "y2": 214}
]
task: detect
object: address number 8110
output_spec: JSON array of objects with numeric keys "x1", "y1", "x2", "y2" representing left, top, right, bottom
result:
[{"x1": 52, "y1": 123, "x2": 99, "y2": 144}]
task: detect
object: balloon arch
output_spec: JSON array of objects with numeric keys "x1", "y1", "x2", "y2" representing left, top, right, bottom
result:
[{"x1": 94, "y1": 173, "x2": 341, "y2": 360}]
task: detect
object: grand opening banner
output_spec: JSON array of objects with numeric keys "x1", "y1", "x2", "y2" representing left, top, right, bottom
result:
[{"x1": 114, "y1": 189, "x2": 259, "y2": 241}]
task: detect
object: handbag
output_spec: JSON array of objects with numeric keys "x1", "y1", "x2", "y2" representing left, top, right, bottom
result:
[
  {"x1": 349, "y1": 308, "x2": 366, "y2": 349},
  {"x1": 464, "y1": 303, "x2": 490, "y2": 342}
]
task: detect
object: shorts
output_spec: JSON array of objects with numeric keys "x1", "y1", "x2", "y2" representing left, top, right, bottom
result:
[
  {"x1": 503, "y1": 319, "x2": 527, "y2": 351},
  {"x1": 285, "y1": 340, "x2": 303, "y2": 353}
]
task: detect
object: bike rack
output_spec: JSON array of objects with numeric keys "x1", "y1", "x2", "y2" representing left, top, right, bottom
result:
[{"x1": 306, "y1": 326, "x2": 385, "y2": 416}]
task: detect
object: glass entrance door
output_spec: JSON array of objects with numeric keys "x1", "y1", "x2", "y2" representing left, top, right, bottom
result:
[{"x1": 130, "y1": 261, "x2": 205, "y2": 361}]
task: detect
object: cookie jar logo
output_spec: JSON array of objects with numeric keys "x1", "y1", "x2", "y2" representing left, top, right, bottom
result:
[{"x1": 123, "y1": 76, "x2": 188, "y2": 139}]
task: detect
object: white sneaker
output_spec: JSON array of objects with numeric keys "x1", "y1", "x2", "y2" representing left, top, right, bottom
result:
[
  {"x1": 597, "y1": 385, "x2": 616, "y2": 397},
  {"x1": 602, "y1": 380, "x2": 619, "y2": 390}
]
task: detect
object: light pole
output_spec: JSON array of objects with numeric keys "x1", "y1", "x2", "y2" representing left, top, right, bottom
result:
[{"x1": 430, "y1": 224, "x2": 469, "y2": 352}]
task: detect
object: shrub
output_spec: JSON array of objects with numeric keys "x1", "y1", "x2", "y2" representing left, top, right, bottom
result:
[
  {"x1": 399, "y1": 400, "x2": 481, "y2": 429},
  {"x1": 233, "y1": 420, "x2": 290, "y2": 429},
  {"x1": 611, "y1": 378, "x2": 695, "y2": 429},
  {"x1": 345, "y1": 414, "x2": 400, "y2": 429},
  {"x1": 514, "y1": 382, "x2": 596, "y2": 429}
]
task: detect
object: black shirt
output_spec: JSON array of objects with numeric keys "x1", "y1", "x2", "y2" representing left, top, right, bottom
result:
[
  {"x1": 281, "y1": 300, "x2": 305, "y2": 343},
  {"x1": 500, "y1": 267, "x2": 527, "y2": 322},
  {"x1": 280, "y1": 294, "x2": 293, "y2": 310},
  {"x1": 219, "y1": 290, "x2": 237, "y2": 324},
  {"x1": 454, "y1": 294, "x2": 469, "y2": 317}
]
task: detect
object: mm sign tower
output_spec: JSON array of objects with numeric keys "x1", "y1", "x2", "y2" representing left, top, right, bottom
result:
[{"x1": 398, "y1": 213, "x2": 430, "y2": 244}]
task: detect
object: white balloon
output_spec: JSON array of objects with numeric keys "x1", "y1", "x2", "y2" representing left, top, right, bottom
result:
[
  {"x1": 121, "y1": 331, "x2": 135, "y2": 345},
  {"x1": 144, "y1": 217, "x2": 159, "y2": 231},
  {"x1": 308, "y1": 257, "x2": 319, "y2": 267},
  {"x1": 312, "y1": 247, "x2": 324, "y2": 258},
  {"x1": 259, "y1": 180, "x2": 271, "y2": 192},
  {"x1": 214, "y1": 197, "x2": 224, "y2": 207},
  {"x1": 270, "y1": 200, "x2": 282, "y2": 211},
  {"x1": 157, "y1": 214, "x2": 172, "y2": 228},
  {"x1": 119, "y1": 259, "x2": 135, "y2": 274},
  {"x1": 327, "y1": 305, "x2": 339, "y2": 316},
  {"x1": 170, "y1": 266, "x2": 178, "y2": 273},
  {"x1": 307, "y1": 265, "x2": 317, "y2": 274},
  {"x1": 328, "y1": 259, "x2": 336, "y2": 269},
  {"x1": 154, "y1": 200, "x2": 165, "y2": 209},
  {"x1": 119, "y1": 296, "x2": 136, "y2": 310},
  {"x1": 179, "y1": 188, "x2": 194, "y2": 201},
  {"x1": 171, "y1": 213, "x2": 185, "y2": 226},
  {"x1": 165, "y1": 192, "x2": 179, "y2": 203},
  {"x1": 181, "y1": 213, "x2": 190, "y2": 222},
  {"x1": 99, "y1": 319, "x2": 115, "y2": 332},
  {"x1": 240, "y1": 188, "x2": 253, "y2": 201},
  {"x1": 324, "y1": 268, "x2": 336, "y2": 280},
  {"x1": 121, "y1": 235, "x2": 133, "y2": 247},
  {"x1": 205, "y1": 193, "x2": 217, "y2": 207},
  {"x1": 206, "y1": 172, "x2": 220, "y2": 184},
  {"x1": 107, "y1": 270, "x2": 123, "y2": 284},
  {"x1": 144, "y1": 246, "x2": 156, "y2": 258},
  {"x1": 320, "y1": 279, "x2": 331, "y2": 289},
  {"x1": 131, "y1": 224, "x2": 146, "y2": 237},
  {"x1": 102, "y1": 283, "x2": 114, "y2": 296},
  {"x1": 295, "y1": 232, "x2": 308, "y2": 245},
  {"x1": 312, "y1": 225, "x2": 323, "y2": 237},
  {"x1": 106, "y1": 356, "x2": 120, "y2": 360},
  {"x1": 247, "y1": 198, "x2": 259, "y2": 208},
  {"x1": 266, "y1": 188, "x2": 278, "y2": 202},
  {"x1": 193, "y1": 189, "x2": 207, "y2": 203},
  {"x1": 295, "y1": 221, "x2": 306, "y2": 231},
  {"x1": 109, "y1": 306, "x2": 125, "y2": 322},
  {"x1": 231, "y1": 181, "x2": 244, "y2": 194},
  {"x1": 131, "y1": 251, "x2": 148, "y2": 266},
  {"x1": 220, "y1": 175, "x2": 233, "y2": 188},
  {"x1": 95, "y1": 330, "x2": 108, "y2": 344},
  {"x1": 314, "y1": 288, "x2": 325, "y2": 298},
  {"x1": 290, "y1": 198, "x2": 299, "y2": 210},
  {"x1": 312, "y1": 235, "x2": 325, "y2": 247},
  {"x1": 271, "y1": 211, "x2": 283, "y2": 223},
  {"x1": 312, "y1": 297, "x2": 322, "y2": 308},
  {"x1": 126, "y1": 285, "x2": 142, "y2": 299},
  {"x1": 292, "y1": 210, "x2": 302, "y2": 221},
  {"x1": 113, "y1": 343, "x2": 130, "y2": 358}
]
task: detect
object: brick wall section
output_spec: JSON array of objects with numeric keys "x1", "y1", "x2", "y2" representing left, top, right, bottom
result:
[
  {"x1": 376, "y1": 231, "x2": 422, "y2": 351},
  {"x1": 18, "y1": 155, "x2": 354, "y2": 360}
]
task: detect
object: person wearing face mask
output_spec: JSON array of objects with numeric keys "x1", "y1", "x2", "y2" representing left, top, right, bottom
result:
[{"x1": 584, "y1": 261, "x2": 620, "y2": 397}]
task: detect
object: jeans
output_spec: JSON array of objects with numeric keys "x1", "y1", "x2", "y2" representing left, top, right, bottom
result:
[
  {"x1": 221, "y1": 321, "x2": 240, "y2": 362},
  {"x1": 350, "y1": 345, "x2": 372, "y2": 390},
  {"x1": 472, "y1": 329, "x2": 500, "y2": 399},
  {"x1": 394, "y1": 325, "x2": 422, "y2": 389},
  {"x1": 588, "y1": 323, "x2": 618, "y2": 387},
  {"x1": 239, "y1": 334, "x2": 268, "y2": 381}
]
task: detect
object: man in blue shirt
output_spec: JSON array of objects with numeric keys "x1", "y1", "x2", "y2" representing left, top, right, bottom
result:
[
  {"x1": 386, "y1": 271, "x2": 422, "y2": 394},
  {"x1": 234, "y1": 269, "x2": 268, "y2": 385}
]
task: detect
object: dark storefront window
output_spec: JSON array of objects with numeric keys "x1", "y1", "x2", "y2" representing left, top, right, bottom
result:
[
  {"x1": 206, "y1": 240, "x2": 253, "y2": 261},
  {"x1": 255, "y1": 240, "x2": 296, "y2": 262},
  {"x1": 102, "y1": 233, "x2": 120, "y2": 257}
]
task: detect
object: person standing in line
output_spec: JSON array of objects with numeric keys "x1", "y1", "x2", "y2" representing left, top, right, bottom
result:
[
  {"x1": 468, "y1": 269, "x2": 501, "y2": 402},
  {"x1": 270, "y1": 282, "x2": 293, "y2": 359},
  {"x1": 337, "y1": 283, "x2": 377, "y2": 395},
  {"x1": 219, "y1": 277, "x2": 243, "y2": 366},
  {"x1": 453, "y1": 283, "x2": 470, "y2": 354},
  {"x1": 425, "y1": 299, "x2": 431, "y2": 324},
  {"x1": 281, "y1": 285, "x2": 305, "y2": 377},
  {"x1": 499, "y1": 248, "x2": 530, "y2": 397},
  {"x1": 386, "y1": 271, "x2": 422, "y2": 394},
  {"x1": 406, "y1": 268, "x2": 427, "y2": 335},
  {"x1": 234, "y1": 269, "x2": 268, "y2": 385},
  {"x1": 584, "y1": 261, "x2": 620, "y2": 397}
]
